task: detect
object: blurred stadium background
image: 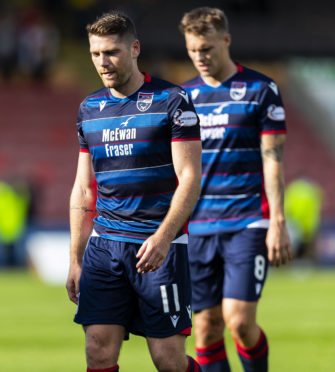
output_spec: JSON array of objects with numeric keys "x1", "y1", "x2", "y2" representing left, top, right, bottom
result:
[{"x1": 0, "y1": 0, "x2": 335, "y2": 371}]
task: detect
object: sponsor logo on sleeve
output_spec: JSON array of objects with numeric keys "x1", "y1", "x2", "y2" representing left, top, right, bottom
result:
[
  {"x1": 230, "y1": 81, "x2": 246, "y2": 100},
  {"x1": 268, "y1": 81, "x2": 279, "y2": 95},
  {"x1": 267, "y1": 104, "x2": 285, "y2": 121},
  {"x1": 136, "y1": 92, "x2": 154, "y2": 112},
  {"x1": 173, "y1": 109, "x2": 198, "y2": 126}
]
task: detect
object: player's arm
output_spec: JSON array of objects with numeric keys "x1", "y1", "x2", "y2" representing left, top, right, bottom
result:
[
  {"x1": 66, "y1": 152, "x2": 96, "y2": 303},
  {"x1": 136, "y1": 140, "x2": 202, "y2": 273},
  {"x1": 261, "y1": 133, "x2": 292, "y2": 267}
]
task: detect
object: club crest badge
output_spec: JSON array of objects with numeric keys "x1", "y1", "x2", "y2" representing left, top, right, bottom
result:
[
  {"x1": 230, "y1": 81, "x2": 246, "y2": 101},
  {"x1": 136, "y1": 92, "x2": 154, "y2": 112}
]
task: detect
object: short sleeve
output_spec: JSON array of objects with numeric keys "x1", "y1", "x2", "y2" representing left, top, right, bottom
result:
[
  {"x1": 258, "y1": 81, "x2": 287, "y2": 135},
  {"x1": 76, "y1": 102, "x2": 89, "y2": 152},
  {"x1": 167, "y1": 87, "x2": 201, "y2": 141}
]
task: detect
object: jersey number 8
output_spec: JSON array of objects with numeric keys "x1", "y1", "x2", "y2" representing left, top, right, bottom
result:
[{"x1": 254, "y1": 255, "x2": 266, "y2": 281}]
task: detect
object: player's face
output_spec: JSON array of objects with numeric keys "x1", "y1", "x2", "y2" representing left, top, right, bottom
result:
[
  {"x1": 89, "y1": 34, "x2": 140, "y2": 90},
  {"x1": 185, "y1": 28, "x2": 231, "y2": 80}
]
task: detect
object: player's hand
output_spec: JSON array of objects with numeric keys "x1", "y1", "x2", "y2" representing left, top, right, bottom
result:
[
  {"x1": 66, "y1": 264, "x2": 82, "y2": 304},
  {"x1": 136, "y1": 234, "x2": 171, "y2": 274},
  {"x1": 266, "y1": 223, "x2": 292, "y2": 267}
]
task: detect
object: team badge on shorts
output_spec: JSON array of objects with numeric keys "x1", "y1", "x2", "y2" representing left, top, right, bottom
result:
[
  {"x1": 137, "y1": 92, "x2": 154, "y2": 111},
  {"x1": 230, "y1": 81, "x2": 246, "y2": 100}
]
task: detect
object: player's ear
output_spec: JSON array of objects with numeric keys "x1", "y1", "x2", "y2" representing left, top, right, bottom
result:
[
  {"x1": 131, "y1": 39, "x2": 140, "y2": 58},
  {"x1": 224, "y1": 33, "x2": 231, "y2": 47}
]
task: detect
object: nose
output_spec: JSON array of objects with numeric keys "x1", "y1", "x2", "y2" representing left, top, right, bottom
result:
[
  {"x1": 99, "y1": 53, "x2": 109, "y2": 67},
  {"x1": 194, "y1": 51, "x2": 205, "y2": 63}
]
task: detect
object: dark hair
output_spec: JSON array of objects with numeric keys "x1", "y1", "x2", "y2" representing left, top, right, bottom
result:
[
  {"x1": 179, "y1": 7, "x2": 229, "y2": 35},
  {"x1": 86, "y1": 11, "x2": 137, "y2": 40}
]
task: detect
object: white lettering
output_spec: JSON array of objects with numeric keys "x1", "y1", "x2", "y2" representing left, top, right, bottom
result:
[
  {"x1": 201, "y1": 127, "x2": 226, "y2": 140},
  {"x1": 105, "y1": 144, "x2": 110, "y2": 157},
  {"x1": 105, "y1": 143, "x2": 134, "y2": 157},
  {"x1": 102, "y1": 129, "x2": 110, "y2": 142},
  {"x1": 102, "y1": 128, "x2": 137, "y2": 142},
  {"x1": 198, "y1": 113, "x2": 229, "y2": 127}
]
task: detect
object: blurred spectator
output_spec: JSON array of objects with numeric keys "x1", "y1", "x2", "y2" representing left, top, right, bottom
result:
[
  {"x1": 18, "y1": 9, "x2": 59, "y2": 82},
  {"x1": 0, "y1": 10, "x2": 18, "y2": 82},
  {"x1": 0, "y1": 179, "x2": 30, "y2": 267},
  {"x1": 285, "y1": 178, "x2": 323, "y2": 259}
]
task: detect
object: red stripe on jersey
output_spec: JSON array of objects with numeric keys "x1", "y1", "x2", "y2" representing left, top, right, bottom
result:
[
  {"x1": 80, "y1": 148, "x2": 90, "y2": 153},
  {"x1": 171, "y1": 137, "x2": 201, "y2": 142},
  {"x1": 261, "y1": 130, "x2": 286, "y2": 135}
]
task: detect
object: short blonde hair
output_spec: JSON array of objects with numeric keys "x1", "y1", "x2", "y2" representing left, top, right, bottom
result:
[{"x1": 179, "y1": 7, "x2": 229, "y2": 35}]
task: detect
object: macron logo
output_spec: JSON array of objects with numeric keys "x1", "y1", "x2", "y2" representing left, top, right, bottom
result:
[
  {"x1": 186, "y1": 305, "x2": 192, "y2": 320},
  {"x1": 170, "y1": 315, "x2": 180, "y2": 328},
  {"x1": 99, "y1": 100, "x2": 106, "y2": 112},
  {"x1": 191, "y1": 89, "x2": 200, "y2": 100},
  {"x1": 121, "y1": 116, "x2": 135, "y2": 127},
  {"x1": 268, "y1": 82, "x2": 279, "y2": 96},
  {"x1": 178, "y1": 90, "x2": 189, "y2": 103}
]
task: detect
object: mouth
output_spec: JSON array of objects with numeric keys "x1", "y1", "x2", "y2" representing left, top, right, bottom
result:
[
  {"x1": 198, "y1": 64, "x2": 210, "y2": 71},
  {"x1": 101, "y1": 71, "x2": 116, "y2": 78}
]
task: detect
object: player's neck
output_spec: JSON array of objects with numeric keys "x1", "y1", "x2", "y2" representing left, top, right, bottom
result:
[
  {"x1": 202, "y1": 60, "x2": 237, "y2": 87},
  {"x1": 110, "y1": 69, "x2": 144, "y2": 99}
]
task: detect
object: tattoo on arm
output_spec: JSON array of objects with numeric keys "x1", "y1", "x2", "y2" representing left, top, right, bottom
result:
[{"x1": 262, "y1": 142, "x2": 284, "y2": 162}]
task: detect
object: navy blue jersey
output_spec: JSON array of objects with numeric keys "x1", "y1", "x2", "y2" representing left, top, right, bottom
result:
[
  {"x1": 77, "y1": 73, "x2": 200, "y2": 243},
  {"x1": 182, "y1": 64, "x2": 286, "y2": 235}
]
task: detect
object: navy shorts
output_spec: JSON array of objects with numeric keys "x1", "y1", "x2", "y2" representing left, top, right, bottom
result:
[
  {"x1": 74, "y1": 237, "x2": 192, "y2": 338},
  {"x1": 188, "y1": 228, "x2": 269, "y2": 312}
]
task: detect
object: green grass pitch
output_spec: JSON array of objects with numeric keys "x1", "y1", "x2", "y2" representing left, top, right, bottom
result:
[{"x1": 0, "y1": 267, "x2": 334, "y2": 371}]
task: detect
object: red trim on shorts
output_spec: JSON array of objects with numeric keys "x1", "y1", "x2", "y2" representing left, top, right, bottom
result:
[
  {"x1": 80, "y1": 148, "x2": 90, "y2": 153},
  {"x1": 87, "y1": 365, "x2": 119, "y2": 372},
  {"x1": 180, "y1": 326, "x2": 192, "y2": 335}
]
